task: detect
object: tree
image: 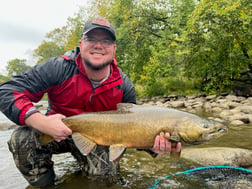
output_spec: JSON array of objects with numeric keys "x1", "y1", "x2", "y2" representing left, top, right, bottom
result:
[
  {"x1": 26, "y1": 0, "x2": 251, "y2": 96},
  {"x1": 6, "y1": 58, "x2": 31, "y2": 77},
  {"x1": 184, "y1": 0, "x2": 251, "y2": 93},
  {"x1": 33, "y1": 41, "x2": 65, "y2": 64},
  {"x1": 97, "y1": 0, "x2": 196, "y2": 95},
  {"x1": 33, "y1": 7, "x2": 90, "y2": 64},
  {"x1": 63, "y1": 6, "x2": 90, "y2": 51},
  {"x1": 0, "y1": 74, "x2": 9, "y2": 83}
]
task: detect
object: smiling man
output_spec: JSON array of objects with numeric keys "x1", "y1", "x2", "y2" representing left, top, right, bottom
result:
[{"x1": 0, "y1": 17, "x2": 181, "y2": 187}]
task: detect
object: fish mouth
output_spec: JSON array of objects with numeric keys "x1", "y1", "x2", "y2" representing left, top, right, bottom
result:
[
  {"x1": 206, "y1": 125, "x2": 228, "y2": 140},
  {"x1": 210, "y1": 127, "x2": 227, "y2": 134},
  {"x1": 180, "y1": 125, "x2": 228, "y2": 145}
]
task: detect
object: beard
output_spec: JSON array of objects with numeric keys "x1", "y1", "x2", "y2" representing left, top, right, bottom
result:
[{"x1": 83, "y1": 58, "x2": 112, "y2": 71}]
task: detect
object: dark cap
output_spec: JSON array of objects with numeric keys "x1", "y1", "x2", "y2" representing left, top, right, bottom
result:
[{"x1": 82, "y1": 17, "x2": 116, "y2": 40}]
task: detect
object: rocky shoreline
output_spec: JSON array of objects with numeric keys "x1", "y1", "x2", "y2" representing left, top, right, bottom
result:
[
  {"x1": 137, "y1": 94, "x2": 252, "y2": 169},
  {"x1": 0, "y1": 93, "x2": 251, "y2": 130},
  {"x1": 0, "y1": 94, "x2": 252, "y2": 170},
  {"x1": 137, "y1": 93, "x2": 252, "y2": 126}
]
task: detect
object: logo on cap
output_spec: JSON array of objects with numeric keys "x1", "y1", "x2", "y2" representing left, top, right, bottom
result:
[{"x1": 92, "y1": 17, "x2": 111, "y2": 28}]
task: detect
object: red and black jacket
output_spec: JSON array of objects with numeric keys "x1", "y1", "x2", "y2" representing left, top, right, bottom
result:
[{"x1": 0, "y1": 47, "x2": 136, "y2": 125}]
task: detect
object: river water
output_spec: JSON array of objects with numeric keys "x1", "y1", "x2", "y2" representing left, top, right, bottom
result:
[{"x1": 0, "y1": 112, "x2": 252, "y2": 189}]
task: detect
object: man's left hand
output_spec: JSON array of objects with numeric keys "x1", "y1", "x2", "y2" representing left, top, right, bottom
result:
[{"x1": 151, "y1": 132, "x2": 181, "y2": 154}]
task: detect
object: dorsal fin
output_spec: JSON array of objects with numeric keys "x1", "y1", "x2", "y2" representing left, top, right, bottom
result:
[{"x1": 116, "y1": 103, "x2": 134, "y2": 112}]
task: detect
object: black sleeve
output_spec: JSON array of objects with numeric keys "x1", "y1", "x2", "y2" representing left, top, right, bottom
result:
[
  {"x1": 0, "y1": 57, "x2": 73, "y2": 124},
  {"x1": 118, "y1": 69, "x2": 136, "y2": 104}
]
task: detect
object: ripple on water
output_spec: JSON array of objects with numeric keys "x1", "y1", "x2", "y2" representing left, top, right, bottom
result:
[
  {"x1": 1, "y1": 124, "x2": 252, "y2": 188},
  {"x1": 0, "y1": 129, "x2": 29, "y2": 188}
]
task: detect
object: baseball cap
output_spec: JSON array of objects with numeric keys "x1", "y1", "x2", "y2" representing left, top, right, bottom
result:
[{"x1": 82, "y1": 17, "x2": 116, "y2": 40}]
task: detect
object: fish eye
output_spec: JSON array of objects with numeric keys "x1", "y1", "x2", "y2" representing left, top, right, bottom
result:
[{"x1": 217, "y1": 128, "x2": 225, "y2": 133}]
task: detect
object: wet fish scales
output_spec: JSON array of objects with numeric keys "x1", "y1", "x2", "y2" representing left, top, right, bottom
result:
[{"x1": 40, "y1": 103, "x2": 227, "y2": 160}]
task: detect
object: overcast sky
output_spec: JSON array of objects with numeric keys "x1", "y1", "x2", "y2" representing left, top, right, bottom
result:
[{"x1": 0, "y1": 0, "x2": 91, "y2": 75}]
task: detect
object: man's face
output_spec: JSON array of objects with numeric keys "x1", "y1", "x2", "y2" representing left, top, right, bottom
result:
[{"x1": 79, "y1": 29, "x2": 116, "y2": 70}]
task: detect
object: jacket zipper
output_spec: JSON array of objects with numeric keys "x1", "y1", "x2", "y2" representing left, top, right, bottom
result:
[
  {"x1": 89, "y1": 87, "x2": 95, "y2": 102},
  {"x1": 88, "y1": 77, "x2": 121, "y2": 103}
]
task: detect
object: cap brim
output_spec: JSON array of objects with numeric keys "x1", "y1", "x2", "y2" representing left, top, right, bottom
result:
[{"x1": 83, "y1": 26, "x2": 116, "y2": 40}]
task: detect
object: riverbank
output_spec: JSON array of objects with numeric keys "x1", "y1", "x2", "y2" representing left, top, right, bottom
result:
[
  {"x1": 0, "y1": 94, "x2": 251, "y2": 188},
  {"x1": 137, "y1": 93, "x2": 252, "y2": 126},
  {"x1": 0, "y1": 93, "x2": 251, "y2": 130}
]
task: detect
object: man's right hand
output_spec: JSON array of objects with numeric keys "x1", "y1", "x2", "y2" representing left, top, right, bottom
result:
[{"x1": 25, "y1": 112, "x2": 72, "y2": 142}]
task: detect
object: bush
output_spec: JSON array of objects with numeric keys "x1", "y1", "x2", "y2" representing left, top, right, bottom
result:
[{"x1": 135, "y1": 77, "x2": 202, "y2": 97}]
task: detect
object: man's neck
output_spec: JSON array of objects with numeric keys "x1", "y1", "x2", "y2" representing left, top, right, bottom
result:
[{"x1": 84, "y1": 64, "x2": 111, "y2": 82}]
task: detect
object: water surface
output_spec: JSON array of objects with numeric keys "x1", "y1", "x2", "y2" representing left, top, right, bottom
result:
[{"x1": 0, "y1": 112, "x2": 252, "y2": 188}]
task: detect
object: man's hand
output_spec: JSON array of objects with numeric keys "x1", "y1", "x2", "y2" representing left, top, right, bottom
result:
[
  {"x1": 25, "y1": 112, "x2": 72, "y2": 142},
  {"x1": 151, "y1": 132, "x2": 181, "y2": 155}
]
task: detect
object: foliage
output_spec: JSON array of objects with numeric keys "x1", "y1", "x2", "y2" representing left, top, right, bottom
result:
[
  {"x1": 63, "y1": 7, "x2": 90, "y2": 51},
  {"x1": 6, "y1": 58, "x2": 31, "y2": 77},
  {"x1": 184, "y1": 0, "x2": 251, "y2": 93},
  {"x1": 0, "y1": 75, "x2": 9, "y2": 83},
  {"x1": 5, "y1": 0, "x2": 251, "y2": 97},
  {"x1": 97, "y1": 0, "x2": 196, "y2": 94},
  {"x1": 33, "y1": 7, "x2": 89, "y2": 64},
  {"x1": 33, "y1": 41, "x2": 65, "y2": 64},
  {"x1": 96, "y1": 0, "x2": 251, "y2": 95},
  {"x1": 136, "y1": 77, "x2": 201, "y2": 97}
]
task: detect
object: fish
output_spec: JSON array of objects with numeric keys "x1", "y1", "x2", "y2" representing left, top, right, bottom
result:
[{"x1": 40, "y1": 103, "x2": 228, "y2": 161}]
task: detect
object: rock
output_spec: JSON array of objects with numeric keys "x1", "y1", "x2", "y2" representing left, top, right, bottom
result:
[
  {"x1": 229, "y1": 113, "x2": 251, "y2": 124},
  {"x1": 206, "y1": 94, "x2": 217, "y2": 101},
  {"x1": 225, "y1": 94, "x2": 242, "y2": 102},
  {"x1": 211, "y1": 107, "x2": 223, "y2": 114},
  {"x1": 155, "y1": 101, "x2": 165, "y2": 107},
  {"x1": 216, "y1": 98, "x2": 227, "y2": 105},
  {"x1": 181, "y1": 147, "x2": 252, "y2": 167},
  {"x1": 169, "y1": 101, "x2": 185, "y2": 108},
  {"x1": 227, "y1": 102, "x2": 242, "y2": 109},
  {"x1": 208, "y1": 117, "x2": 225, "y2": 123},
  {"x1": 230, "y1": 120, "x2": 245, "y2": 126},
  {"x1": 248, "y1": 115, "x2": 252, "y2": 123},
  {"x1": 191, "y1": 101, "x2": 204, "y2": 109},
  {"x1": 167, "y1": 94, "x2": 179, "y2": 101},
  {"x1": 203, "y1": 102, "x2": 212, "y2": 112},
  {"x1": 219, "y1": 110, "x2": 233, "y2": 120},
  {"x1": 239, "y1": 105, "x2": 252, "y2": 114},
  {"x1": 138, "y1": 93, "x2": 252, "y2": 126},
  {"x1": 241, "y1": 97, "x2": 252, "y2": 104}
]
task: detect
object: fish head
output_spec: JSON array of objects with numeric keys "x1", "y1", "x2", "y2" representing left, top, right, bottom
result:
[{"x1": 176, "y1": 118, "x2": 228, "y2": 145}]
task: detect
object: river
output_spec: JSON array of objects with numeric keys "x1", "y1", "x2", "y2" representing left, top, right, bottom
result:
[{"x1": 0, "y1": 112, "x2": 252, "y2": 189}]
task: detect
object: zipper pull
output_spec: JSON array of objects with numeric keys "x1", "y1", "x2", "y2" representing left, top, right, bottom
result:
[{"x1": 89, "y1": 88, "x2": 95, "y2": 102}]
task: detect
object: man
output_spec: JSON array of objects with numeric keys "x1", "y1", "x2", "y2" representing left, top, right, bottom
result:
[{"x1": 0, "y1": 17, "x2": 181, "y2": 187}]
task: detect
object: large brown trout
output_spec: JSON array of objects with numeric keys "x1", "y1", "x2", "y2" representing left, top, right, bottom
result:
[{"x1": 40, "y1": 103, "x2": 227, "y2": 161}]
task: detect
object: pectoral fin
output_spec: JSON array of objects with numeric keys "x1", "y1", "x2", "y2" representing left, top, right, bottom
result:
[
  {"x1": 168, "y1": 136, "x2": 181, "y2": 142},
  {"x1": 161, "y1": 133, "x2": 181, "y2": 143},
  {"x1": 72, "y1": 132, "x2": 96, "y2": 156},
  {"x1": 109, "y1": 144, "x2": 126, "y2": 161}
]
